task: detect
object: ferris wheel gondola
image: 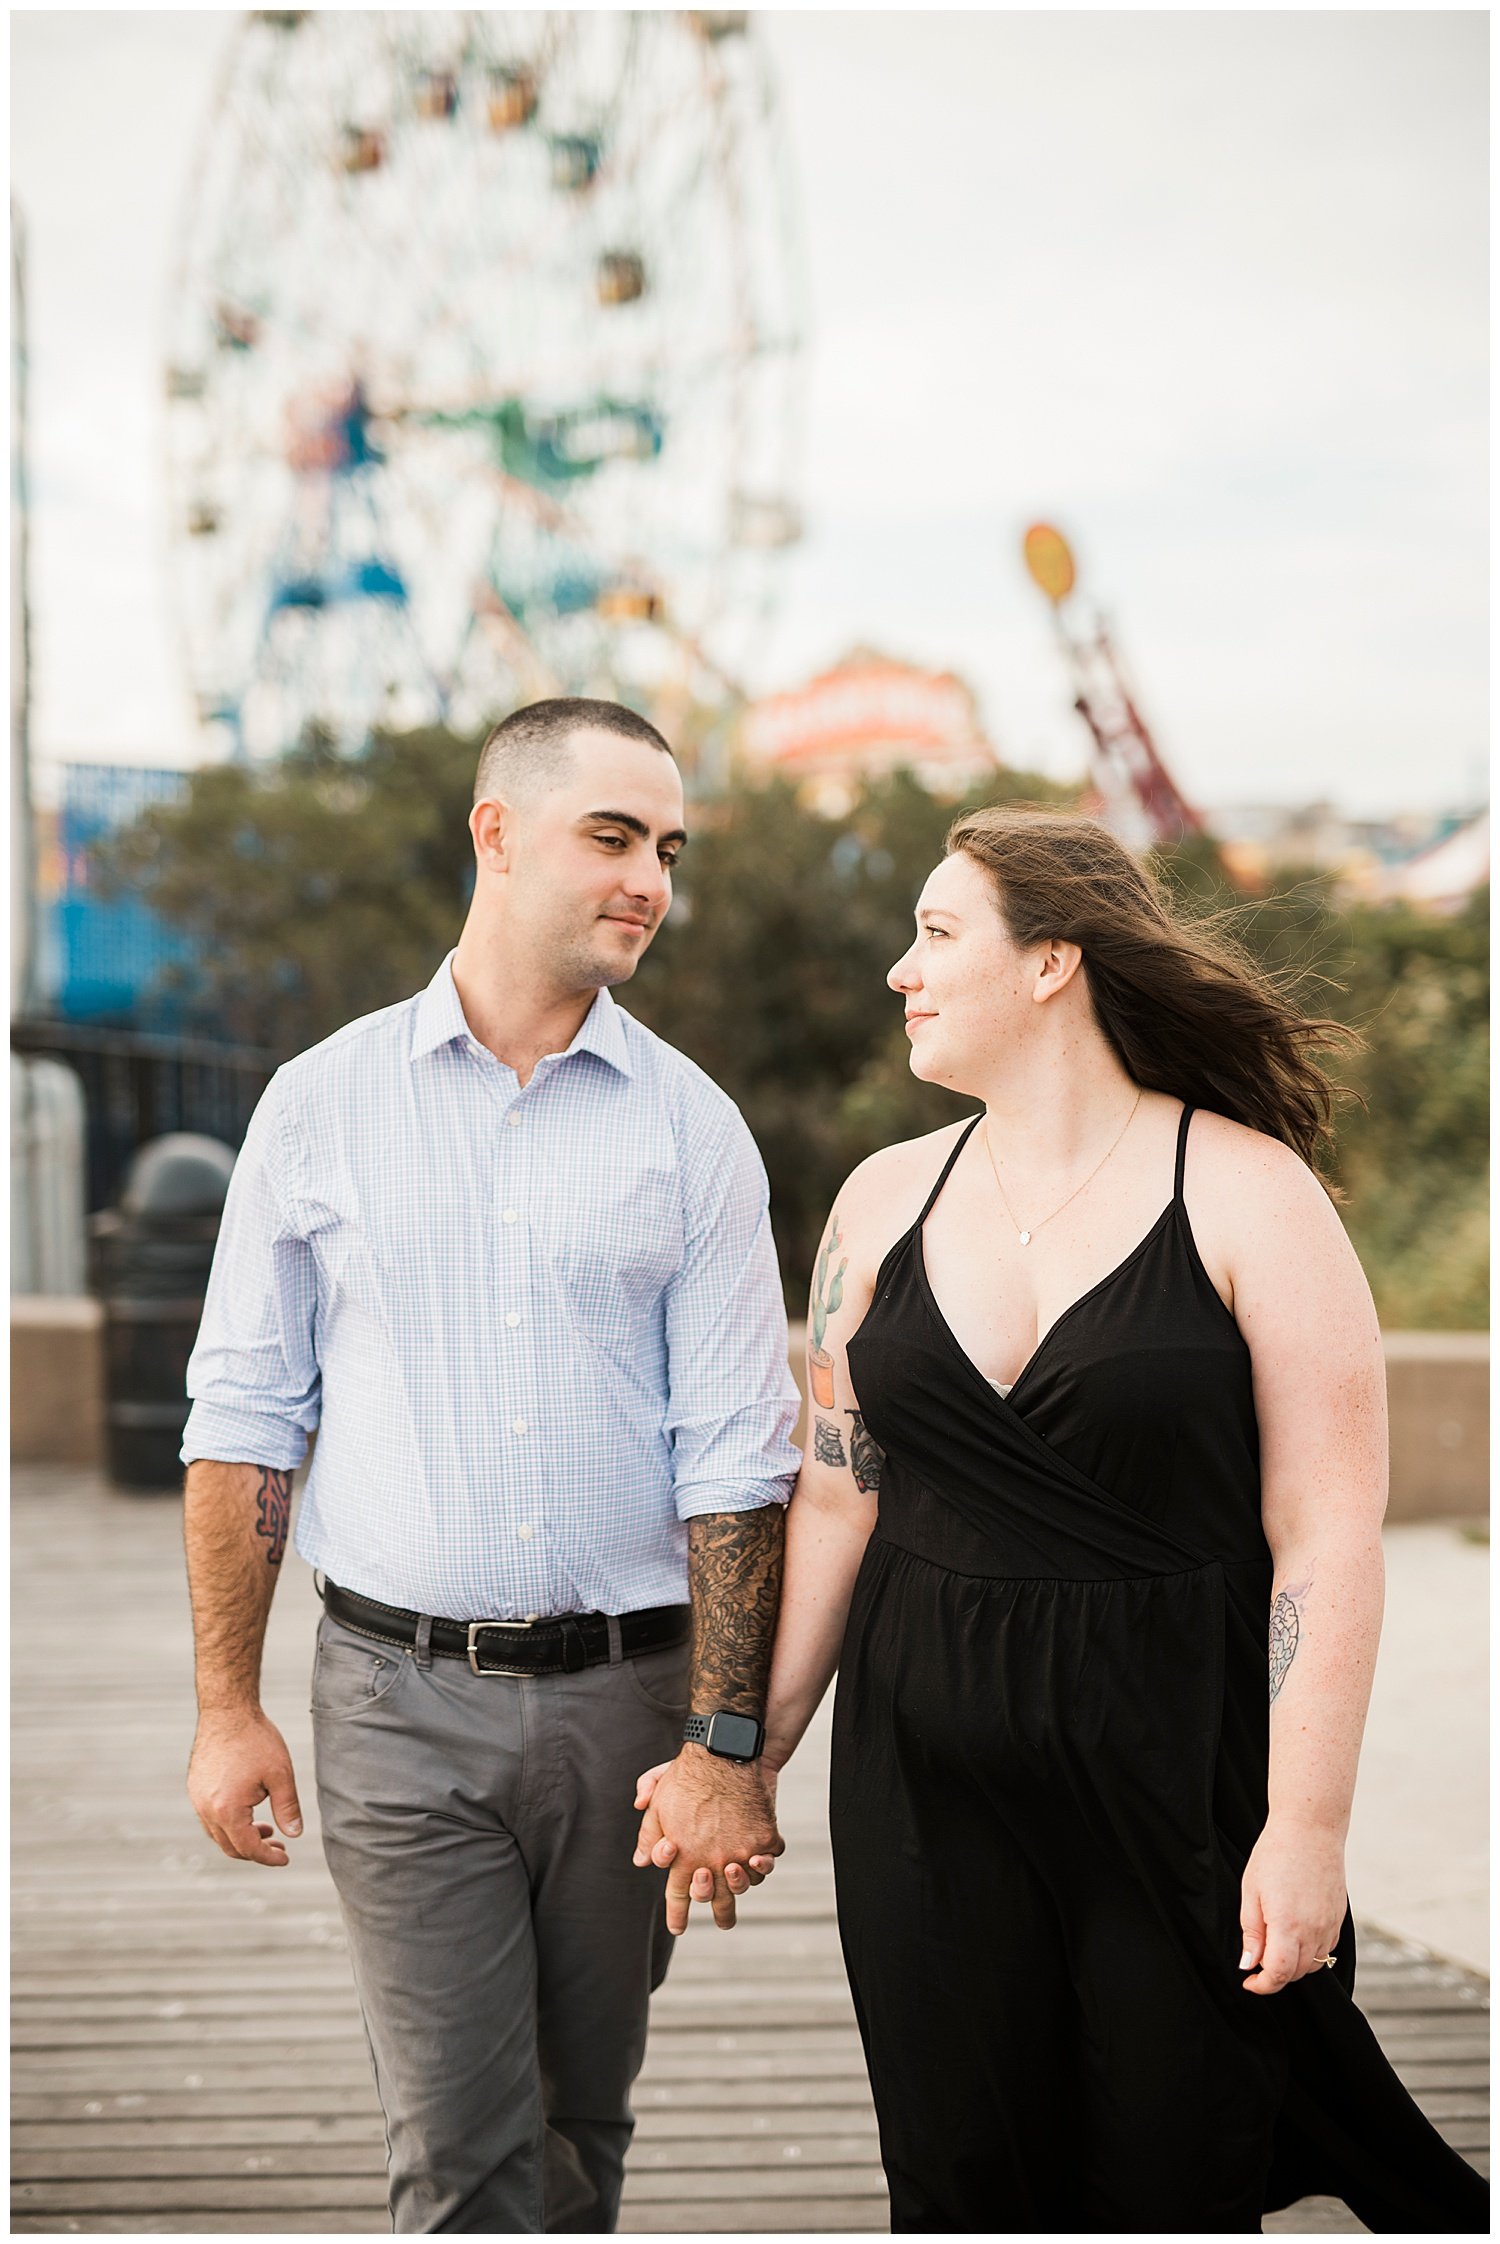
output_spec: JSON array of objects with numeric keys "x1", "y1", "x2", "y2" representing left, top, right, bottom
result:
[{"x1": 164, "y1": 9, "x2": 804, "y2": 763}]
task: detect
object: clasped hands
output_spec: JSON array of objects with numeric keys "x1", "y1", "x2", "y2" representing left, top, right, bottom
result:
[{"x1": 632, "y1": 1749, "x2": 783, "y2": 1931}]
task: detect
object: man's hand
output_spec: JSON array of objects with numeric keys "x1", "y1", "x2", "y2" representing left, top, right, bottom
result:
[
  {"x1": 188, "y1": 1707, "x2": 303, "y2": 1867},
  {"x1": 632, "y1": 1749, "x2": 782, "y2": 1932}
]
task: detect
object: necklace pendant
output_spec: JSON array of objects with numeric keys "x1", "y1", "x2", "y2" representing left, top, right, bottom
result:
[{"x1": 1018, "y1": 1229, "x2": 1032, "y2": 1246}]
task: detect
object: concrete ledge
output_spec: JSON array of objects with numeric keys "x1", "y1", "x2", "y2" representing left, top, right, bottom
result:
[
  {"x1": 11, "y1": 1295, "x2": 104, "y2": 1467},
  {"x1": 1384, "y1": 1330, "x2": 1489, "y2": 1522},
  {"x1": 788, "y1": 1320, "x2": 1487, "y2": 1524},
  {"x1": 8, "y1": 1302, "x2": 1489, "y2": 1522}
]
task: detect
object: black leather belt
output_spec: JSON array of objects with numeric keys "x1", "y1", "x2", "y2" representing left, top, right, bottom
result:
[{"x1": 321, "y1": 1578, "x2": 691, "y2": 1677}]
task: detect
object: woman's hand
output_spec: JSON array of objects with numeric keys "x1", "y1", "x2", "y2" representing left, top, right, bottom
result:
[
  {"x1": 633, "y1": 1759, "x2": 781, "y2": 1889},
  {"x1": 1239, "y1": 1817, "x2": 1347, "y2": 1994}
]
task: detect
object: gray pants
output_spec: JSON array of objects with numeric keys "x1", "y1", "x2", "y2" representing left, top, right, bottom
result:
[{"x1": 311, "y1": 1608, "x2": 687, "y2": 2233}]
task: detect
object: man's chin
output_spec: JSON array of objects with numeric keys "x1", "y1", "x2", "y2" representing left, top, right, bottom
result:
[{"x1": 589, "y1": 925, "x2": 653, "y2": 985}]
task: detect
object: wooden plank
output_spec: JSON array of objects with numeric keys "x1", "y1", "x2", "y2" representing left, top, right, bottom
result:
[
  {"x1": 11, "y1": 2211, "x2": 888, "y2": 2237},
  {"x1": 14, "y1": 2136, "x2": 884, "y2": 2182},
  {"x1": 13, "y1": 2167, "x2": 891, "y2": 2213},
  {"x1": 619, "y1": 2203, "x2": 889, "y2": 2234},
  {"x1": 12, "y1": 2077, "x2": 878, "y2": 2121},
  {"x1": 11, "y1": 2045, "x2": 875, "y2": 2087},
  {"x1": 12, "y1": 2107, "x2": 882, "y2": 2152},
  {"x1": 10, "y1": 2220, "x2": 391, "y2": 2236}
]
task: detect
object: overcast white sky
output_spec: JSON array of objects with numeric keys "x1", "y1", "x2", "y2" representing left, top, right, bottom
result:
[{"x1": 11, "y1": 8, "x2": 1488, "y2": 817}]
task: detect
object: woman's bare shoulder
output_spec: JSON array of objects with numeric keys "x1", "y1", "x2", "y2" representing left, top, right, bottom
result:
[
  {"x1": 1187, "y1": 1107, "x2": 1330, "y2": 1205},
  {"x1": 1185, "y1": 1108, "x2": 1347, "y2": 1279},
  {"x1": 831, "y1": 1117, "x2": 976, "y2": 1271}
]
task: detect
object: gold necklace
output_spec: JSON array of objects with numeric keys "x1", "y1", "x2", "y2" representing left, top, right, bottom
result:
[{"x1": 981, "y1": 1090, "x2": 1144, "y2": 1247}]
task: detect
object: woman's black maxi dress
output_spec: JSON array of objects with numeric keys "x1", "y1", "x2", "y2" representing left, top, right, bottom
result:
[{"x1": 833, "y1": 1106, "x2": 1487, "y2": 2234}]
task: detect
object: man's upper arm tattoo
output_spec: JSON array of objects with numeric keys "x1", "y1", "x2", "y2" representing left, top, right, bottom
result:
[
  {"x1": 1268, "y1": 1575, "x2": 1310, "y2": 1704},
  {"x1": 255, "y1": 1467, "x2": 292, "y2": 1567},
  {"x1": 845, "y1": 1411, "x2": 883, "y2": 1496},
  {"x1": 686, "y1": 1507, "x2": 785, "y2": 1718}
]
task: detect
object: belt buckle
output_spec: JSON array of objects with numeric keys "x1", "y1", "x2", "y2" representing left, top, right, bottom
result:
[{"x1": 467, "y1": 1618, "x2": 538, "y2": 1677}]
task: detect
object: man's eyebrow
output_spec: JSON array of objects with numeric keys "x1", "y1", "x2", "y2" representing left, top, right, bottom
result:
[{"x1": 578, "y1": 809, "x2": 688, "y2": 849}]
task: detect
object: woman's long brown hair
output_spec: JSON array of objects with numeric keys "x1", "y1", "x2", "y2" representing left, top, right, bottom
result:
[{"x1": 945, "y1": 805, "x2": 1359, "y2": 1172}]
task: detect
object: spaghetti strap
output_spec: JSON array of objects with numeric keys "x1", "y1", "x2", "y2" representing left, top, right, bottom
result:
[
  {"x1": 916, "y1": 1113, "x2": 984, "y2": 1230},
  {"x1": 1173, "y1": 1103, "x2": 1195, "y2": 1202}
]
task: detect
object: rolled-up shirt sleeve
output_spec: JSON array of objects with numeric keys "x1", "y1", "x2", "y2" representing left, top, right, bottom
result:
[
  {"x1": 180, "y1": 1073, "x2": 321, "y2": 1470},
  {"x1": 664, "y1": 1094, "x2": 801, "y2": 1520}
]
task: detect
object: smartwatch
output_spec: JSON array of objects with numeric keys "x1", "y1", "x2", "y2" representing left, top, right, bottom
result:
[{"x1": 683, "y1": 1710, "x2": 766, "y2": 1764}]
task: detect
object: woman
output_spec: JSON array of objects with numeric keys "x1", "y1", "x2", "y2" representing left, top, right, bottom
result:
[{"x1": 643, "y1": 808, "x2": 1486, "y2": 2233}]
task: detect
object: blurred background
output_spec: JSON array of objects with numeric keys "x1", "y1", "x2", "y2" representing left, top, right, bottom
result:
[
  {"x1": 9, "y1": 10, "x2": 1489, "y2": 2232},
  {"x1": 9, "y1": 9, "x2": 1487, "y2": 1313}
]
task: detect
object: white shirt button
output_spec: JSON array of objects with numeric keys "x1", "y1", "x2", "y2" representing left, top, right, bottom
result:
[
  {"x1": 517, "y1": 1522, "x2": 534, "y2": 1540},
  {"x1": 501, "y1": 1208, "x2": 518, "y2": 1224},
  {"x1": 505, "y1": 1312, "x2": 522, "y2": 1329},
  {"x1": 512, "y1": 1417, "x2": 527, "y2": 1435},
  {"x1": 506, "y1": 1110, "x2": 522, "y2": 1128}
]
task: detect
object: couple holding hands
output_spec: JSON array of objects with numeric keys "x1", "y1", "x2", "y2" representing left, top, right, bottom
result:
[{"x1": 181, "y1": 699, "x2": 1484, "y2": 2235}]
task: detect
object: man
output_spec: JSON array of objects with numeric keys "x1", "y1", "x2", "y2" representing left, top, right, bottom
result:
[{"x1": 182, "y1": 699, "x2": 800, "y2": 2233}]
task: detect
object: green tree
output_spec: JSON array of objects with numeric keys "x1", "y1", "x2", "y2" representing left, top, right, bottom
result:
[
  {"x1": 1153, "y1": 846, "x2": 1488, "y2": 1327},
  {"x1": 94, "y1": 727, "x2": 481, "y2": 1056}
]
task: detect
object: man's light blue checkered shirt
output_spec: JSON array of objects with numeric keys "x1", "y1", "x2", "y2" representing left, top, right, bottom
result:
[{"x1": 182, "y1": 951, "x2": 801, "y2": 1621}]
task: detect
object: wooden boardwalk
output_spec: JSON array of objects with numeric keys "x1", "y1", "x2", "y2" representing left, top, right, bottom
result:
[{"x1": 12, "y1": 1466, "x2": 1488, "y2": 2234}]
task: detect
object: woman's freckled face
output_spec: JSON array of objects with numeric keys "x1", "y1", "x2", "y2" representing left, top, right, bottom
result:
[{"x1": 887, "y1": 854, "x2": 1031, "y2": 1087}]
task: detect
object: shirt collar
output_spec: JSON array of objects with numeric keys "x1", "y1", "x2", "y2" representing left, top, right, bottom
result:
[{"x1": 409, "y1": 951, "x2": 634, "y2": 1079}]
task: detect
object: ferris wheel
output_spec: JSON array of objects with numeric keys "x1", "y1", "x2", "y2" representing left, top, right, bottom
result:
[{"x1": 163, "y1": 10, "x2": 804, "y2": 763}]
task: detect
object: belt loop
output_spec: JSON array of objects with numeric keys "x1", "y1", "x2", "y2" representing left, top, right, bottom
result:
[
  {"x1": 413, "y1": 1613, "x2": 434, "y2": 1669},
  {"x1": 606, "y1": 1614, "x2": 624, "y2": 1666}
]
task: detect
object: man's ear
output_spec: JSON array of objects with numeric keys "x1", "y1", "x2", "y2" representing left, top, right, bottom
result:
[{"x1": 470, "y1": 797, "x2": 512, "y2": 873}]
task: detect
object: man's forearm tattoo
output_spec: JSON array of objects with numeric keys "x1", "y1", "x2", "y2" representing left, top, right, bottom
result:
[
  {"x1": 845, "y1": 1411, "x2": 883, "y2": 1495},
  {"x1": 813, "y1": 1415, "x2": 847, "y2": 1468},
  {"x1": 254, "y1": 1467, "x2": 292, "y2": 1568},
  {"x1": 686, "y1": 1507, "x2": 785, "y2": 1720},
  {"x1": 1268, "y1": 1576, "x2": 1311, "y2": 1704}
]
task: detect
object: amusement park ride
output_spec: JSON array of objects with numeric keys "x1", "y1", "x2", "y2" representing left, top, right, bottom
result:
[
  {"x1": 163, "y1": 10, "x2": 803, "y2": 764},
  {"x1": 1022, "y1": 522, "x2": 1207, "y2": 853}
]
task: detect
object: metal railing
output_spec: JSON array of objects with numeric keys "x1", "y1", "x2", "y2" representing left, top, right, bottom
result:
[{"x1": 10, "y1": 1019, "x2": 274, "y2": 1214}]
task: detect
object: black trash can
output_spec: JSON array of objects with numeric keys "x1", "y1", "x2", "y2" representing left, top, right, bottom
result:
[{"x1": 91, "y1": 1133, "x2": 236, "y2": 1492}]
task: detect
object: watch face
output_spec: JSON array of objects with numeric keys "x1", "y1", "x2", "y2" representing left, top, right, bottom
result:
[{"x1": 708, "y1": 1711, "x2": 763, "y2": 1761}]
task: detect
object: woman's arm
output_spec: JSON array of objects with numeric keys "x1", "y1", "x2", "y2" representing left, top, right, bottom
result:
[
  {"x1": 760, "y1": 1200, "x2": 884, "y2": 1775},
  {"x1": 1206, "y1": 1120, "x2": 1388, "y2": 1995}
]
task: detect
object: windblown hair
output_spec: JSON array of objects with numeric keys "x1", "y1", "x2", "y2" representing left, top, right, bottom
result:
[
  {"x1": 944, "y1": 805, "x2": 1359, "y2": 1173},
  {"x1": 474, "y1": 697, "x2": 672, "y2": 805}
]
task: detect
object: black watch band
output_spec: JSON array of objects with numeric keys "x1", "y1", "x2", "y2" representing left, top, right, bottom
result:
[{"x1": 683, "y1": 1710, "x2": 766, "y2": 1764}]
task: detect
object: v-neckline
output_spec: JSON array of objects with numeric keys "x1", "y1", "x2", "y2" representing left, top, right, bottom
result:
[{"x1": 914, "y1": 1198, "x2": 1178, "y2": 1412}]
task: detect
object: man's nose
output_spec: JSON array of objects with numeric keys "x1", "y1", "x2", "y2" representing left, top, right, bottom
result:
[{"x1": 630, "y1": 855, "x2": 671, "y2": 913}]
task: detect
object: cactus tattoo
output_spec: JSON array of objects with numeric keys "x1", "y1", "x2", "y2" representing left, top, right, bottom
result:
[
  {"x1": 811, "y1": 1216, "x2": 847, "y2": 1354},
  {"x1": 808, "y1": 1212, "x2": 848, "y2": 1409}
]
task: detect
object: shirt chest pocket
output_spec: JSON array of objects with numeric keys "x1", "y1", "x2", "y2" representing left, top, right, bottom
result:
[{"x1": 534, "y1": 1163, "x2": 683, "y2": 1321}]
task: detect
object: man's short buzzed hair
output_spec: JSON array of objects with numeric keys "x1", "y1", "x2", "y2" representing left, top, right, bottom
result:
[{"x1": 473, "y1": 697, "x2": 674, "y2": 806}]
